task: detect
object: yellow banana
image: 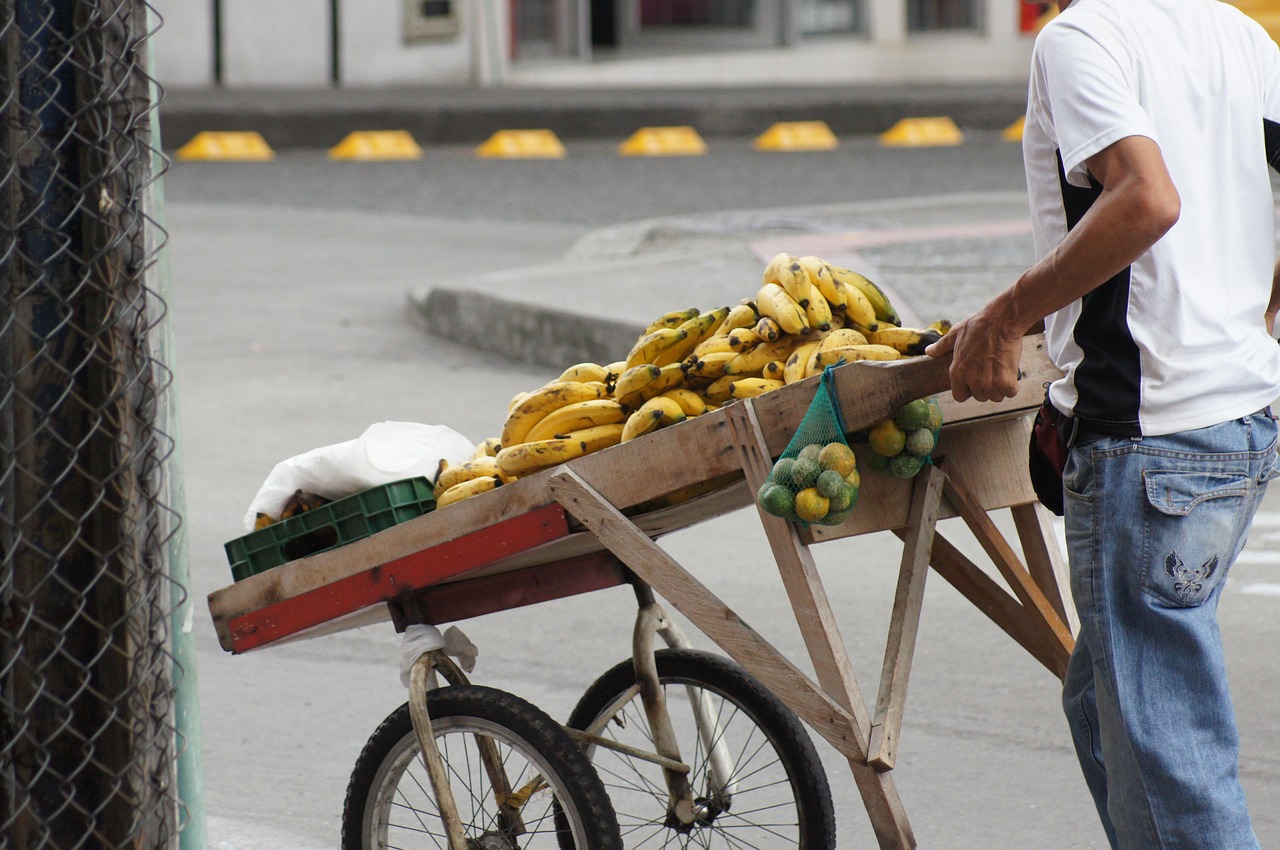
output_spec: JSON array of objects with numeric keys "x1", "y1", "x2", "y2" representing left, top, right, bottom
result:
[
  {"x1": 523, "y1": 398, "x2": 626, "y2": 443},
  {"x1": 660, "y1": 388, "x2": 709, "y2": 417},
  {"x1": 722, "y1": 301, "x2": 759, "y2": 333},
  {"x1": 764, "y1": 253, "x2": 810, "y2": 306},
  {"x1": 605, "y1": 359, "x2": 627, "y2": 376},
  {"x1": 496, "y1": 437, "x2": 589, "y2": 478},
  {"x1": 798, "y1": 256, "x2": 847, "y2": 311},
  {"x1": 928, "y1": 318, "x2": 953, "y2": 335},
  {"x1": 558, "y1": 362, "x2": 611, "y2": 383},
  {"x1": 621, "y1": 407, "x2": 663, "y2": 442},
  {"x1": 644, "y1": 362, "x2": 687, "y2": 398},
  {"x1": 472, "y1": 437, "x2": 502, "y2": 459},
  {"x1": 727, "y1": 327, "x2": 763, "y2": 351},
  {"x1": 820, "y1": 328, "x2": 869, "y2": 350},
  {"x1": 813, "y1": 344, "x2": 903, "y2": 370},
  {"x1": 692, "y1": 335, "x2": 735, "y2": 358},
  {"x1": 655, "y1": 307, "x2": 729, "y2": 366},
  {"x1": 703, "y1": 375, "x2": 737, "y2": 405},
  {"x1": 501, "y1": 381, "x2": 608, "y2": 447},
  {"x1": 564, "y1": 422, "x2": 625, "y2": 453},
  {"x1": 508, "y1": 391, "x2": 528, "y2": 412},
  {"x1": 436, "y1": 475, "x2": 501, "y2": 509},
  {"x1": 865, "y1": 327, "x2": 943, "y2": 356},
  {"x1": 644, "y1": 307, "x2": 701, "y2": 335},
  {"x1": 685, "y1": 350, "x2": 736, "y2": 381},
  {"x1": 756, "y1": 283, "x2": 810, "y2": 336},
  {"x1": 762, "y1": 360, "x2": 786, "y2": 381},
  {"x1": 725, "y1": 336, "x2": 804, "y2": 376},
  {"x1": 784, "y1": 340, "x2": 824, "y2": 384},
  {"x1": 638, "y1": 394, "x2": 686, "y2": 427},
  {"x1": 754, "y1": 316, "x2": 782, "y2": 342},
  {"x1": 435, "y1": 457, "x2": 509, "y2": 499},
  {"x1": 613, "y1": 364, "x2": 662, "y2": 407},
  {"x1": 625, "y1": 327, "x2": 688, "y2": 370},
  {"x1": 729, "y1": 377, "x2": 786, "y2": 398},
  {"x1": 803, "y1": 282, "x2": 834, "y2": 332},
  {"x1": 827, "y1": 264, "x2": 899, "y2": 325}
]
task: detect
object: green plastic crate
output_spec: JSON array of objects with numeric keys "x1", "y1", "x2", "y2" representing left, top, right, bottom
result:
[{"x1": 224, "y1": 477, "x2": 435, "y2": 582}]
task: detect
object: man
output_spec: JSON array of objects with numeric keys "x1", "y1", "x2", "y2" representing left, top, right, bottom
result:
[{"x1": 927, "y1": 0, "x2": 1280, "y2": 846}]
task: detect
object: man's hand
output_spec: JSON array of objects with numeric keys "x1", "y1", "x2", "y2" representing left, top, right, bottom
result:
[{"x1": 925, "y1": 310, "x2": 1024, "y2": 403}]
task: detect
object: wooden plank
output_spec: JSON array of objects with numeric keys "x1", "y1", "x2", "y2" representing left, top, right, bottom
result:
[
  {"x1": 545, "y1": 467, "x2": 869, "y2": 764},
  {"x1": 216, "y1": 505, "x2": 569, "y2": 653},
  {"x1": 869, "y1": 463, "x2": 945, "y2": 770},
  {"x1": 725, "y1": 401, "x2": 916, "y2": 850},
  {"x1": 900, "y1": 529, "x2": 1065, "y2": 677},
  {"x1": 941, "y1": 472, "x2": 1074, "y2": 677},
  {"x1": 387, "y1": 552, "x2": 630, "y2": 627},
  {"x1": 1011, "y1": 502, "x2": 1077, "y2": 636}
]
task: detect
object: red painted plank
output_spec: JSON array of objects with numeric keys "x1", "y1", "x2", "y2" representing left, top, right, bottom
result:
[{"x1": 226, "y1": 504, "x2": 569, "y2": 653}]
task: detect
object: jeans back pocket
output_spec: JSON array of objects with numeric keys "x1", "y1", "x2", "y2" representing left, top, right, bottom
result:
[{"x1": 1140, "y1": 469, "x2": 1249, "y2": 607}]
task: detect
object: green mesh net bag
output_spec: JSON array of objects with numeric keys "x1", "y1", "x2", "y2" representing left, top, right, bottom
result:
[
  {"x1": 756, "y1": 367, "x2": 860, "y2": 526},
  {"x1": 860, "y1": 396, "x2": 944, "y2": 479}
]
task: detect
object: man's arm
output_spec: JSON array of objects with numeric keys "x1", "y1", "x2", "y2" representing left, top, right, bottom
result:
[
  {"x1": 926, "y1": 134, "x2": 1181, "y2": 402},
  {"x1": 1267, "y1": 257, "x2": 1280, "y2": 335}
]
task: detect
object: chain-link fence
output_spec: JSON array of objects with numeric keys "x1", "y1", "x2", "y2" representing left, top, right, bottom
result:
[{"x1": 0, "y1": 1, "x2": 182, "y2": 848}]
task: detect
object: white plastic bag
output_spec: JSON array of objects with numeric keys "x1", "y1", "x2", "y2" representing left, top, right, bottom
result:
[
  {"x1": 400, "y1": 624, "x2": 479, "y2": 688},
  {"x1": 243, "y1": 421, "x2": 475, "y2": 531}
]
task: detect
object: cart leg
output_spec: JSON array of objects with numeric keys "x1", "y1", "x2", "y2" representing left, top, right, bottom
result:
[
  {"x1": 1011, "y1": 501, "x2": 1078, "y2": 636},
  {"x1": 407, "y1": 653, "x2": 470, "y2": 850},
  {"x1": 724, "y1": 400, "x2": 916, "y2": 850}
]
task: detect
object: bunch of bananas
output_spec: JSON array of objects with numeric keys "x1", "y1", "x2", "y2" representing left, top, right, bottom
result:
[{"x1": 433, "y1": 253, "x2": 950, "y2": 509}]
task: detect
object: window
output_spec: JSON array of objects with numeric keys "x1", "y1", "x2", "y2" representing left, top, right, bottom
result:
[
  {"x1": 404, "y1": 0, "x2": 461, "y2": 41},
  {"x1": 798, "y1": 0, "x2": 862, "y2": 35},
  {"x1": 906, "y1": 0, "x2": 976, "y2": 31}
]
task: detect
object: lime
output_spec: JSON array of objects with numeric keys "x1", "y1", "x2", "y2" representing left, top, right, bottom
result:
[
  {"x1": 889, "y1": 454, "x2": 926, "y2": 479},
  {"x1": 868, "y1": 419, "x2": 907, "y2": 458},
  {"x1": 863, "y1": 451, "x2": 890, "y2": 473},
  {"x1": 770, "y1": 457, "x2": 796, "y2": 486},
  {"x1": 816, "y1": 468, "x2": 846, "y2": 498},
  {"x1": 758, "y1": 483, "x2": 795, "y2": 519},
  {"x1": 820, "y1": 505, "x2": 855, "y2": 526},
  {"x1": 906, "y1": 428, "x2": 936, "y2": 457},
  {"x1": 828, "y1": 481, "x2": 858, "y2": 512},
  {"x1": 797, "y1": 443, "x2": 824, "y2": 464},
  {"x1": 818, "y1": 442, "x2": 857, "y2": 477},
  {"x1": 894, "y1": 399, "x2": 931, "y2": 431},
  {"x1": 790, "y1": 457, "x2": 822, "y2": 489},
  {"x1": 795, "y1": 488, "x2": 830, "y2": 522}
]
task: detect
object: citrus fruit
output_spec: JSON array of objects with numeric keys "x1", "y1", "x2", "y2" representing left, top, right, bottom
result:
[
  {"x1": 868, "y1": 420, "x2": 907, "y2": 458},
  {"x1": 906, "y1": 427, "x2": 936, "y2": 457},
  {"x1": 795, "y1": 488, "x2": 830, "y2": 522},
  {"x1": 863, "y1": 451, "x2": 890, "y2": 473},
  {"x1": 846, "y1": 467, "x2": 861, "y2": 489},
  {"x1": 770, "y1": 457, "x2": 796, "y2": 486},
  {"x1": 790, "y1": 457, "x2": 822, "y2": 489},
  {"x1": 758, "y1": 483, "x2": 795, "y2": 519},
  {"x1": 817, "y1": 442, "x2": 857, "y2": 477},
  {"x1": 889, "y1": 454, "x2": 926, "y2": 479},
  {"x1": 816, "y1": 468, "x2": 846, "y2": 498},
  {"x1": 828, "y1": 481, "x2": 858, "y2": 512},
  {"x1": 925, "y1": 397, "x2": 944, "y2": 431},
  {"x1": 894, "y1": 399, "x2": 931, "y2": 431},
  {"x1": 822, "y1": 505, "x2": 855, "y2": 526},
  {"x1": 797, "y1": 443, "x2": 823, "y2": 464}
]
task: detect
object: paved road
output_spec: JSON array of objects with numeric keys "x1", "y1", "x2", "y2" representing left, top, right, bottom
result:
[{"x1": 168, "y1": 137, "x2": 1280, "y2": 848}]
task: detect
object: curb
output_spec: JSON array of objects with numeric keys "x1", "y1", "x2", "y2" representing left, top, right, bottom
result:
[{"x1": 410, "y1": 287, "x2": 644, "y2": 369}]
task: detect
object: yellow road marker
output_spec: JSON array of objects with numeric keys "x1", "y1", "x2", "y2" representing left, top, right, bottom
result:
[
  {"x1": 176, "y1": 131, "x2": 275, "y2": 161},
  {"x1": 618, "y1": 126, "x2": 707, "y2": 157},
  {"x1": 476, "y1": 130, "x2": 566, "y2": 159},
  {"x1": 753, "y1": 121, "x2": 838, "y2": 152},
  {"x1": 1001, "y1": 116, "x2": 1026, "y2": 142},
  {"x1": 329, "y1": 130, "x2": 423, "y2": 160},
  {"x1": 879, "y1": 117, "x2": 964, "y2": 148}
]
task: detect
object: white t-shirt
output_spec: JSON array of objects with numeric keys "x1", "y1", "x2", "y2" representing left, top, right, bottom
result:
[{"x1": 1024, "y1": 0, "x2": 1280, "y2": 435}]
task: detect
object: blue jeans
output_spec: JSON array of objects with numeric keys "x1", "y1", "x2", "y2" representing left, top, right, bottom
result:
[{"x1": 1061, "y1": 411, "x2": 1280, "y2": 850}]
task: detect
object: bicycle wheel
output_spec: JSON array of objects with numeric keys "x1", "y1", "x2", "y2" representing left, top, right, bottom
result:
[
  {"x1": 343, "y1": 684, "x2": 623, "y2": 850},
  {"x1": 566, "y1": 648, "x2": 836, "y2": 849}
]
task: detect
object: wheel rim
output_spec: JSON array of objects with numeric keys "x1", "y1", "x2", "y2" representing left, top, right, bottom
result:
[
  {"x1": 586, "y1": 678, "x2": 807, "y2": 848},
  {"x1": 364, "y1": 715, "x2": 596, "y2": 849}
]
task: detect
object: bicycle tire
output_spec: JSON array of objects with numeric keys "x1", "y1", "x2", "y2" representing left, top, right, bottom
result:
[
  {"x1": 342, "y1": 684, "x2": 623, "y2": 850},
  {"x1": 565, "y1": 648, "x2": 836, "y2": 849}
]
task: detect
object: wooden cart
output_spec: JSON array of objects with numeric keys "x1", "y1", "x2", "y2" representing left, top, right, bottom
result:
[{"x1": 208, "y1": 334, "x2": 1073, "y2": 850}]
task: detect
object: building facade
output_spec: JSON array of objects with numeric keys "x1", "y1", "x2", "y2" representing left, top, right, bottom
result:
[{"x1": 153, "y1": 0, "x2": 1052, "y2": 89}]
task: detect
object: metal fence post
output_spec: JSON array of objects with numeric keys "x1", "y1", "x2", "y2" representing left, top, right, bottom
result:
[{"x1": 0, "y1": 0, "x2": 181, "y2": 847}]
